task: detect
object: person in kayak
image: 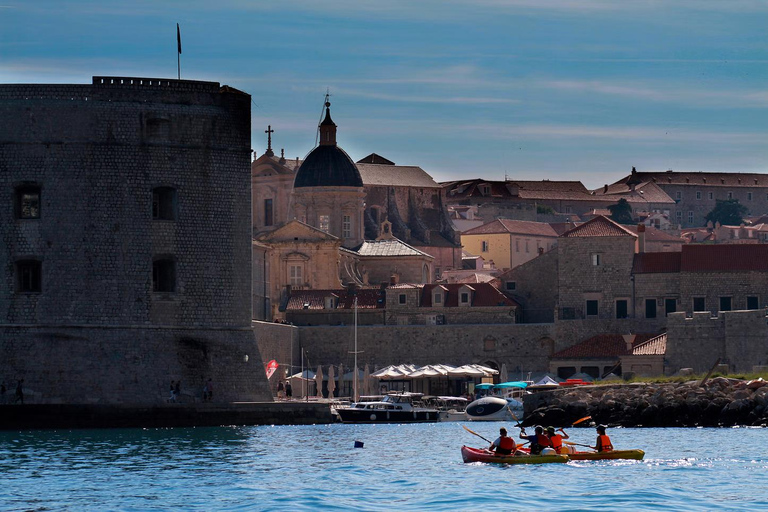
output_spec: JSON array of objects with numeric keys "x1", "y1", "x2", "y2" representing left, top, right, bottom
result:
[
  {"x1": 519, "y1": 425, "x2": 551, "y2": 455},
  {"x1": 592, "y1": 425, "x2": 614, "y2": 452},
  {"x1": 488, "y1": 427, "x2": 517, "y2": 456},
  {"x1": 546, "y1": 426, "x2": 570, "y2": 454}
]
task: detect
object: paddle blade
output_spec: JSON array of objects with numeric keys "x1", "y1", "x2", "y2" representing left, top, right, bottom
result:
[{"x1": 572, "y1": 415, "x2": 592, "y2": 426}]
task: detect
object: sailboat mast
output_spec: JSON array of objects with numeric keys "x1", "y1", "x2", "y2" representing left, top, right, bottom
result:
[{"x1": 354, "y1": 296, "x2": 358, "y2": 401}]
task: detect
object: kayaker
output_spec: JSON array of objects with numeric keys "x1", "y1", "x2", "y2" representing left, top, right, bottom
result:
[
  {"x1": 519, "y1": 425, "x2": 551, "y2": 455},
  {"x1": 488, "y1": 427, "x2": 517, "y2": 456},
  {"x1": 546, "y1": 426, "x2": 570, "y2": 454},
  {"x1": 592, "y1": 425, "x2": 614, "y2": 452}
]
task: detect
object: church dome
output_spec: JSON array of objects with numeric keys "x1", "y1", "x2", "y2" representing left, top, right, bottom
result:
[
  {"x1": 293, "y1": 101, "x2": 363, "y2": 188},
  {"x1": 293, "y1": 144, "x2": 363, "y2": 188}
]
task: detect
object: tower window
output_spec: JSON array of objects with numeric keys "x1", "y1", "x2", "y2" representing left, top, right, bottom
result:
[
  {"x1": 153, "y1": 258, "x2": 176, "y2": 293},
  {"x1": 152, "y1": 187, "x2": 177, "y2": 220},
  {"x1": 481, "y1": 241, "x2": 489, "y2": 252},
  {"x1": 342, "y1": 215, "x2": 351, "y2": 238},
  {"x1": 15, "y1": 185, "x2": 41, "y2": 219},
  {"x1": 16, "y1": 260, "x2": 42, "y2": 293}
]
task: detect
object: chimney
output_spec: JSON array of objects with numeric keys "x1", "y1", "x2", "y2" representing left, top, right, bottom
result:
[
  {"x1": 603, "y1": 184, "x2": 608, "y2": 194},
  {"x1": 622, "y1": 334, "x2": 637, "y2": 353},
  {"x1": 637, "y1": 223, "x2": 646, "y2": 253}
]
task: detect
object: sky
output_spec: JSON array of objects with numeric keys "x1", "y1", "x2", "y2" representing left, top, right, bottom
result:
[{"x1": 1, "y1": 0, "x2": 767, "y2": 188}]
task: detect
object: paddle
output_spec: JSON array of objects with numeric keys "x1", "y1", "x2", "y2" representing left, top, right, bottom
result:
[
  {"x1": 563, "y1": 440, "x2": 596, "y2": 450},
  {"x1": 462, "y1": 425, "x2": 492, "y2": 444},
  {"x1": 571, "y1": 415, "x2": 592, "y2": 427}
]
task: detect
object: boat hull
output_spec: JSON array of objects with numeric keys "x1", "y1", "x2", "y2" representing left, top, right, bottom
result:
[
  {"x1": 465, "y1": 397, "x2": 519, "y2": 422},
  {"x1": 569, "y1": 449, "x2": 645, "y2": 461},
  {"x1": 461, "y1": 446, "x2": 568, "y2": 465},
  {"x1": 336, "y1": 408, "x2": 439, "y2": 423}
]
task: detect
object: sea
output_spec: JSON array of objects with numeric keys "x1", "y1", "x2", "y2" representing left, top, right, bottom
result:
[{"x1": 1, "y1": 423, "x2": 766, "y2": 511}]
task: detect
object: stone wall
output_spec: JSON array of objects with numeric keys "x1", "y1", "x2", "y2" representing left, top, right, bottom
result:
[
  {"x1": 501, "y1": 249, "x2": 558, "y2": 323},
  {"x1": 253, "y1": 321, "x2": 298, "y2": 393},
  {"x1": 678, "y1": 271, "x2": 768, "y2": 314},
  {"x1": 666, "y1": 310, "x2": 768, "y2": 373},
  {"x1": 0, "y1": 326, "x2": 268, "y2": 404}
]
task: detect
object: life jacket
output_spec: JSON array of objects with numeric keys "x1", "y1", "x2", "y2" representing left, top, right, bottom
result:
[
  {"x1": 537, "y1": 434, "x2": 552, "y2": 448},
  {"x1": 496, "y1": 436, "x2": 516, "y2": 455},
  {"x1": 549, "y1": 434, "x2": 563, "y2": 453},
  {"x1": 598, "y1": 434, "x2": 613, "y2": 452}
]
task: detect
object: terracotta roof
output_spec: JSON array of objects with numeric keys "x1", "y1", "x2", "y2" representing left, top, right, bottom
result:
[
  {"x1": 680, "y1": 244, "x2": 768, "y2": 272},
  {"x1": 633, "y1": 252, "x2": 682, "y2": 273},
  {"x1": 462, "y1": 219, "x2": 559, "y2": 237},
  {"x1": 357, "y1": 153, "x2": 395, "y2": 165},
  {"x1": 420, "y1": 283, "x2": 518, "y2": 308},
  {"x1": 355, "y1": 239, "x2": 434, "y2": 258},
  {"x1": 387, "y1": 284, "x2": 423, "y2": 289},
  {"x1": 613, "y1": 171, "x2": 768, "y2": 188},
  {"x1": 552, "y1": 333, "x2": 658, "y2": 359},
  {"x1": 560, "y1": 215, "x2": 637, "y2": 238},
  {"x1": 549, "y1": 222, "x2": 580, "y2": 235},
  {"x1": 442, "y1": 179, "x2": 591, "y2": 201},
  {"x1": 285, "y1": 288, "x2": 385, "y2": 310},
  {"x1": 625, "y1": 225, "x2": 684, "y2": 243},
  {"x1": 591, "y1": 181, "x2": 675, "y2": 204},
  {"x1": 357, "y1": 163, "x2": 439, "y2": 188},
  {"x1": 631, "y1": 333, "x2": 667, "y2": 356}
]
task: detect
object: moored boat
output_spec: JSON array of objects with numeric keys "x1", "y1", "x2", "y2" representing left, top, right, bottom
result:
[
  {"x1": 461, "y1": 445, "x2": 568, "y2": 465},
  {"x1": 465, "y1": 396, "x2": 521, "y2": 421},
  {"x1": 568, "y1": 449, "x2": 645, "y2": 461},
  {"x1": 336, "y1": 392, "x2": 439, "y2": 423}
]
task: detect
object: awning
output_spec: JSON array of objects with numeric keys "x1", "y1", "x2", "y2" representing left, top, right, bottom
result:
[{"x1": 495, "y1": 381, "x2": 528, "y2": 389}]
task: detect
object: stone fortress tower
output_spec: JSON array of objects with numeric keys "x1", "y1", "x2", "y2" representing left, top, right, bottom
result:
[
  {"x1": 291, "y1": 100, "x2": 366, "y2": 249},
  {"x1": 0, "y1": 76, "x2": 272, "y2": 404}
]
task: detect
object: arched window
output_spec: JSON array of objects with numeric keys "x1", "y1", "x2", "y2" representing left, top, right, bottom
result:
[
  {"x1": 152, "y1": 187, "x2": 177, "y2": 220},
  {"x1": 422, "y1": 264, "x2": 429, "y2": 283}
]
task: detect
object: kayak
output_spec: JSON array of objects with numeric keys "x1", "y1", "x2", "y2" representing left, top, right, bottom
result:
[
  {"x1": 461, "y1": 445, "x2": 568, "y2": 465},
  {"x1": 568, "y1": 449, "x2": 645, "y2": 461}
]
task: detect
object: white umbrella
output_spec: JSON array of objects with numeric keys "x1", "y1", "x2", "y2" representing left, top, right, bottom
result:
[
  {"x1": 448, "y1": 364, "x2": 499, "y2": 378},
  {"x1": 338, "y1": 363, "x2": 344, "y2": 398},
  {"x1": 409, "y1": 364, "x2": 456, "y2": 378},
  {"x1": 371, "y1": 364, "x2": 418, "y2": 379},
  {"x1": 363, "y1": 364, "x2": 371, "y2": 395},
  {"x1": 500, "y1": 363, "x2": 508, "y2": 383},
  {"x1": 315, "y1": 365, "x2": 324, "y2": 398},
  {"x1": 327, "y1": 364, "x2": 336, "y2": 398}
]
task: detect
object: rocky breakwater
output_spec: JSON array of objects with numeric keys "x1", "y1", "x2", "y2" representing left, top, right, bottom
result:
[{"x1": 523, "y1": 378, "x2": 768, "y2": 428}]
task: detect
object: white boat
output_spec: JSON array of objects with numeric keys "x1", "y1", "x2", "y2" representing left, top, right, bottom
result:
[
  {"x1": 465, "y1": 396, "x2": 524, "y2": 421},
  {"x1": 422, "y1": 396, "x2": 469, "y2": 422},
  {"x1": 336, "y1": 392, "x2": 440, "y2": 423}
]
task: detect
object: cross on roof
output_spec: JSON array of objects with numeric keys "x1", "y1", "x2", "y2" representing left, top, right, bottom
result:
[{"x1": 265, "y1": 125, "x2": 274, "y2": 156}]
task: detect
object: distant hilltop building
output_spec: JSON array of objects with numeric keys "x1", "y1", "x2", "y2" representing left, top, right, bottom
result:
[
  {"x1": 0, "y1": 76, "x2": 272, "y2": 404},
  {"x1": 251, "y1": 100, "x2": 461, "y2": 319}
]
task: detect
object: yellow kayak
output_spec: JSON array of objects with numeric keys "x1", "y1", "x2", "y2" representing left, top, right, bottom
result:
[{"x1": 568, "y1": 449, "x2": 645, "y2": 461}]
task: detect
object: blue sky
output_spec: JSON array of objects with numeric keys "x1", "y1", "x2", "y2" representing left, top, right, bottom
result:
[{"x1": 1, "y1": 0, "x2": 766, "y2": 188}]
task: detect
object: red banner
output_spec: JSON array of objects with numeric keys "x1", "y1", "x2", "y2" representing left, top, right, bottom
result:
[{"x1": 265, "y1": 360, "x2": 278, "y2": 379}]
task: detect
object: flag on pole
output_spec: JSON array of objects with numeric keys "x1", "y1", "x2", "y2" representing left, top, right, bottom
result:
[
  {"x1": 265, "y1": 360, "x2": 278, "y2": 379},
  {"x1": 177, "y1": 23, "x2": 182, "y2": 54}
]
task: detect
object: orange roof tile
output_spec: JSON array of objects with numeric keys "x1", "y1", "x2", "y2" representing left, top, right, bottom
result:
[
  {"x1": 552, "y1": 333, "x2": 658, "y2": 359},
  {"x1": 560, "y1": 215, "x2": 637, "y2": 238},
  {"x1": 462, "y1": 219, "x2": 559, "y2": 237}
]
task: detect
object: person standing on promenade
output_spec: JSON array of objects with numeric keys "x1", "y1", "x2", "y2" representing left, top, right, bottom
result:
[
  {"x1": 169, "y1": 380, "x2": 176, "y2": 402},
  {"x1": 285, "y1": 381, "x2": 292, "y2": 400},
  {"x1": 277, "y1": 380, "x2": 285, "y2": 400}
]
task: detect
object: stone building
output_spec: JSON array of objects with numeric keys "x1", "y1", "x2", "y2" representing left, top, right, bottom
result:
[
  {"x1": 442, "y1": 177, "x2": 675, "y2": 222},
  {"x1": 0, "y1": 76, "x2": 272, "y2": 404},
  {"x1": 608, "y1": 168, "x2": 768, "y2": 228},
  {"x1": 461, "y1": 219, "x2": 559, "y2": 271}
]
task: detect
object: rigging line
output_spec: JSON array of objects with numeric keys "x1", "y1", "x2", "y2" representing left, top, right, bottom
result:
[{"x1": 314, "y1": 89, "x2": 330, "y2": 148}]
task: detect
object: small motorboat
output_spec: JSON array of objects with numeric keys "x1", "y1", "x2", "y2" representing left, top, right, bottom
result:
[
  {"x1": 335, "y1": 392, "x2": 439, "y2": 423},
  {"x1": 567, "y1": 449, "x2": 645, "y2": 461},
  {"x1": 465, "y1": 396, "x2": 517, "y2": 421},
  {"x1": 461, "y1": 446, "x2": 568, "y2": 465}
]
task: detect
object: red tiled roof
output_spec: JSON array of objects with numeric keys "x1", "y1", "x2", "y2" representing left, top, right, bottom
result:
[
  {"x1": 631, "y1": 333, "x2": 667, "y2": 356},
  {"x1": 613, "y1": 171, "x2": 768, "y2": 188},
  {"x1": 680, "y1": 244, "x2": 768, "y2": 272},
  {"x1": 420, "y1": 283, "x2": 518, "y2": 308},
  {"x1": 462, "y1": 219, "x2": 558, "y2": 237},
  {"x1": 286, "y1": 288, "x2": 385, "y2": 310},
  {"x1": 552, "y1": 333, "x2": 658, "y2": 359},
  {"x1": 625, "y1": 225, "x2": 684, "y2": 243},
  {"x1": 560, "y1": 216, "x2": 637, "y2": 238},
  {"x1": 633, "y1": 252, "x2": 682, "y2": 273}
]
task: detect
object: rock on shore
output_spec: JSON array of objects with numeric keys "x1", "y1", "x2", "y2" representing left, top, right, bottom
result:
[{"x1": 522, "y1": 377, "x2": 768, "y2": 428}]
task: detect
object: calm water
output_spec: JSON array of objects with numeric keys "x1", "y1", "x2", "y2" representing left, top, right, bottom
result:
[{"x1": 1, "y1": 424, "x2": 767, "y2": 511}]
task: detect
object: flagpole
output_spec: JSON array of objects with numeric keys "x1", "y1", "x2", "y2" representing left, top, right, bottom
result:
[{"x1": 176, "y1": 23, "x2": 182, "y2": 80}]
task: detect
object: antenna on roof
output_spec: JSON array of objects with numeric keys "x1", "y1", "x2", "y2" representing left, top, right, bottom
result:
[
  {"x1": 315, "y1": 89, "x2": 331, "y2": 147},
  {"x1": 504, "y1": 171, "x2": 509, "y2": 182}
]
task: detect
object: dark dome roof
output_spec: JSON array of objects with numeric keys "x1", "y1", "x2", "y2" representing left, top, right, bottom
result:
[{"x1": 294, "y1": 145, "x2": 363, "y2": 188}]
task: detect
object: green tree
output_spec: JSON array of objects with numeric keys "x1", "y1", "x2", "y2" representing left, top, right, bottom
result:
[
  {"x1": 536, "y1": 204, "x2": 555, "y2": 215},
  {"x1": 705, "y1": 199, "x2": 748, "y2": 226},
  {"x1": 608, "y1": 198, "x2": 634, "y2": 225}
]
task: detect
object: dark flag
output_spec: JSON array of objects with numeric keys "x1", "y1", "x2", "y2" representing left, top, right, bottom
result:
[{"x1": 177, "y1": 23, "x2": 182, "y2": 54}]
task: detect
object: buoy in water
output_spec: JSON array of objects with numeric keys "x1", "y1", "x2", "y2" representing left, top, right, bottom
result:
[{"x1": 354, "y1": 440, "x2": 364, "y2": 448}]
